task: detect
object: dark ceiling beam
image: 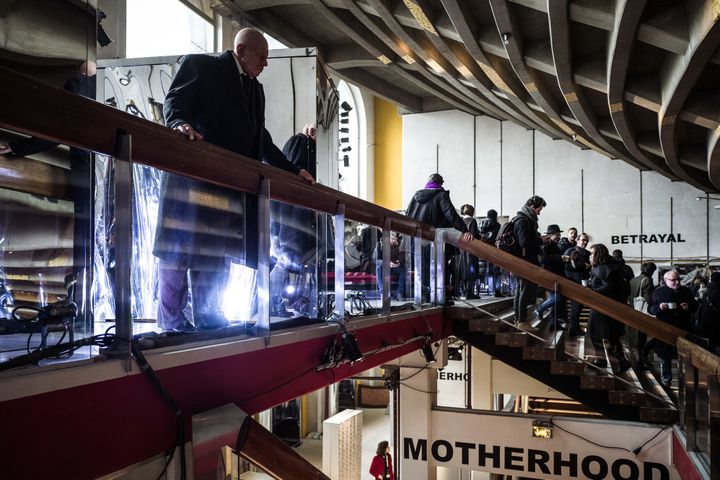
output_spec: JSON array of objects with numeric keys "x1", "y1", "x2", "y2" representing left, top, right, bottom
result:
[
  {"x1": 658, "y1": 0, "x2": 719, "y2": 192},
  {"x1": 218, "y1": 1, "x2": 316, "y2": 48},
  {"x1": 405, "y1": 0, "x2": 539, "y2": 130},
  {"x1": 488, "y1": 0, "x2": 603, "y2": 153},
  {"x1": 364, "y1": 0, "x2": 501, "y2": 117},
  {"x1": 336, "y1": 0, "x2": 492, "y2": 115},
  {"x1": 606, "y1": 0, "x2": 675, "y2": 177},
  {"x1": 232, "y1": 0, "x2": 307, "y2": 11},
  {"x1": 329, "y1": 67, "x2": 423, "y2": 112},
  {"x1": 509, "y1": 0, "x2": 689, "y2": 55},
  {"x1": 440, "y1": 0, "x2": 566, "y2": 139},
  {"x1": 548, "y1": 0, "x2": 642, "y2": 170}
]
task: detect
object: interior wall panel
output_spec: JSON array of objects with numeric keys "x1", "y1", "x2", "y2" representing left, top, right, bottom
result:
[
  {"x1": 402, "y1": 109, "x2": 718, "y2": 267},
  {"x1": 475, "y1": 116, "x2": 502, "y2": 217},
  {"x1": 500, "y1": 122, "x2": 533, "y2": 218}
]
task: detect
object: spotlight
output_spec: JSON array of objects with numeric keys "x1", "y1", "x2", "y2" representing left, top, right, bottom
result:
[
  {"x1": 421, "y1": 341, "x2": 436, "y2": 363},
  {"x1": 341, "y1": 101, "x2": 353, "y2": 112},
  {"x1": 341, "y1": 155, "x2": 350, "y2": 167},
  {"x1": 340, "y1": 137, "x2": 349, "y2": 143},
  {"x1": 572, "y1": 133, "x2": 577, "y2": 141},
  {"x1": 340, "y1": 118, "x2": 349, "y2": 124},
  {"x1": 340, "y1": 127, "x2": 349, "y2": 133},
  {"x1": 501, "y1": 32, "x2": 511, "y2": 46},
  {"x1": 97, "y1": 10, "x2": 113, "y2": 47},
  {"x1": 342, "y1": 332, "x2": 363, "y2": 363},
  {"x1": 342, "y1": 146, "x2": 352, "y2": 152},
  {"x1": 340, "y1": 111, "x2": 350, "y2": 118}
]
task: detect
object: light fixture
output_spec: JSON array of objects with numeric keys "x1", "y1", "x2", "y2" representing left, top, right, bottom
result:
[
  {"x1": 447, "y1": 346, "x2": 462, "y2": 361},
  {"x1": 342, "y1": 331, "x2": 363, "y2": 363},
  {"x1": 377, "y1": 55, "x2": 392, "y2": 65},
  {"x1": 340, "y1": 137, "x2": 349, "y2": 143},
  {"x1": 502, "y1": 32, "x2": 511, "y2": 45},
  {"x1": 572, "y1": 133, "x2": 577, "y2": 141},
  {"x1": 341, "y1": 101, "x2": 353, "y2": 112},
  {"x1": 341, "y1": 155, "x2": 350, "y2": 167},
  {"x1": 342, "y1": 146, "x2": 352, "y2": 152},
  {"x1": 340, "y1": 127, "x2": 349, "y2": 133},
  {"x1": 532, "y1": 420, "x2": 553, "y2": 439},
  {"x1": 421, "y1": 341, "x2": 436, "y2": 363},
  {"x1": 340, "y1": 111, "x2": 350, "y2": 118},
  {"x1": 340, "y1": 118, "x2": 349, "y2": 124}
]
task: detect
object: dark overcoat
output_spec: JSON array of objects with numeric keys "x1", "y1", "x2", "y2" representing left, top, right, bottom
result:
[{"x1": 154, "y1": 51, "x2": 299, "y2": 270}]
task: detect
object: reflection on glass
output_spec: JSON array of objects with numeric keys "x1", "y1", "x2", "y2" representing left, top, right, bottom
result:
[
  {"x1": 269, "y1": 200, "x2": 324, "y2": 326},
  {"x1": 343, "y1": 221, "x2": 381, "y2": 315},
  {"x1": 0, "y1": 127, "x2": 94, "y2": 367}
]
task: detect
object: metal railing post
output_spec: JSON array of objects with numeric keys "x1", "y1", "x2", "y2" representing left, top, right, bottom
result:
[
  {"x1": 381, "y1": 218, "x2": 391, "y2": 315},
  {"x1": 681, "y1": 356, "x2": 697, "y2": 451},
  {"x1": 434, "y1": 229, "x2": 446, "y2": 305},
  {"x1": 333, "y1": 204, "x2": 345, "y2": 318},
  {"x1": 256, "y1": 179, "x2": 271, "y2": 333},
  {"x1": 414, "y1": 232, "x2": 422, "y2": 307}
]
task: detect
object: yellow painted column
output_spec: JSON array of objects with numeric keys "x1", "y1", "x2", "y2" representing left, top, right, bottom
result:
[{"x1": 373, "y1": 97, "x2": 403, "y2": 210}]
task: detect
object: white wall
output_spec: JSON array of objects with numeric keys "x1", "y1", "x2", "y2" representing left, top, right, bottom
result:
[{"x1": 403, "y1": 111, "x2": 720, "y2": 268}]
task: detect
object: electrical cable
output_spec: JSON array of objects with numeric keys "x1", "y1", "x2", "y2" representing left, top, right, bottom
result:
[
  {"x1": 549, "y1": 418, "x2": 671, "y2": 455},
  {"x1": 398, "y1": 383, "x2": 438, "y2": 395}
]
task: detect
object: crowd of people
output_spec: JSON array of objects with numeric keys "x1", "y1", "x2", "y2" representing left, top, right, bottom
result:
[{"x1": 405, "y1": 174, "x2": 719, "y2": 386}]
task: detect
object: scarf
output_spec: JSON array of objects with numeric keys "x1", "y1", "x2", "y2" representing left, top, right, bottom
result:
[{"x1": 424, "y1": 181, "x2": 444, "y2": 189}]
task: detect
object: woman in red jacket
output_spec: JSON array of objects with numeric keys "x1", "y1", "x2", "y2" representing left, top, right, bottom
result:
[{"x1": 369, "y1": 440, "x2": 394, "y2": 480}]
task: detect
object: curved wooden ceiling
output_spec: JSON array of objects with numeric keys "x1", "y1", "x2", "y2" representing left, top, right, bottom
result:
[{"x1": 219, "y1": 0, "x2": 720, "y2": 192}]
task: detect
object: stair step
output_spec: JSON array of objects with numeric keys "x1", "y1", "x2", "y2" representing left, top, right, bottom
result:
[
  {"x1": 580, "y1": 342, "x2": 615, "y2": 390},
  {"x1": 551, "y1": 336, "x2": 585, "y2": 375},
  {"x1": 495, "y1": 318, "x2": 542, "y2": 348},
  {"x1": 523, "y1": 325, "x2": 565, "y2": 361},
  {"x1": 636, "y1": 369, "x2": 679, "y2": 423},
  {"x1": 607, "y1": 343, "x2": 645, "y2": 406},
  {"x1": 468, "y1": 311, "x2": 513, "y2": 334}
]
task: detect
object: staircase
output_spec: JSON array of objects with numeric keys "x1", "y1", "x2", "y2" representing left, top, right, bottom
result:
[{"x1": 448, "y1": 300, "x2": 678, "y2": 424}]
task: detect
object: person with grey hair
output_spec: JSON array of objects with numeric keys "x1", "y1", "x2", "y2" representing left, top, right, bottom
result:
[{"x1": 155, "y1": 28, "x2": 314, "y2": 331}]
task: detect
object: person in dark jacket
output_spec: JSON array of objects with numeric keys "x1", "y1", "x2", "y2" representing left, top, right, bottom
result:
[
  {"x1": 479, "y1": 209, "x2": 502, "y2": 296},
  {"x1": 154, "y1": 28, "x2": 314, "y2": 331},
  {"x1": 558, "y1": 227, "x2": 577, "y2": 253},
  {"x1": 374, "y1": 233, "x2": 406, "y2": 300},
  {"x1": 628, "y1": 262, "x2": 656, "y2": 367},
  {"x1": 535, "y1": 224, "x2": 569, "y2": 329},
  {"x1": 512, "y1": 196, "x2": 547, "y2": 330},
  {"x1": 648, "y1": 270, "x2": 698, "y2": 385},
  {"x1": 612, "y1": 249, "x2": 635, "y2": 282},
  {"x1": 458, "y1": 204, "x2": 481, "y2": 299},
  {"x1": 696, "y1": 271, "x2": 720, "y2": 355},
  {"x1": 587, "y1": 244, "x2": 631, "y2": 370},
  {"x1": 405, "y1": 173, "x2": 468, "y2": 304},
  {"x1": 564, "y1": 232, "x2": 591, "y2": 336}
]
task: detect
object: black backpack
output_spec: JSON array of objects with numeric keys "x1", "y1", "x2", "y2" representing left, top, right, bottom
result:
[{"x1": 496, "y1": 216, "x2": 521, "y2": 256}]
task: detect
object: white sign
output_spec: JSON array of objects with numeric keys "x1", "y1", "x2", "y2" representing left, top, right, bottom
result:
[{"x1": 403, "y1": 410, "x2": 678, "y2": 480}]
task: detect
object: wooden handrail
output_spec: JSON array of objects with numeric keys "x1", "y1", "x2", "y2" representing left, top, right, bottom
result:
[
  {"x1": 677, "y1": 337, "x2": 720, "y2": 375},
  {"x1": 0, "y1": 67, "x2": 433, "y2": 240},
  {"x1": 443, "y1": 230, "x2": 688, "y2": 346}
]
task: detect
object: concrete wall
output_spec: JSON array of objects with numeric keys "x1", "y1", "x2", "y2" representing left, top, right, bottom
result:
[{"x1": 403, "y1": 111, "x2": 720, "y2": 268}]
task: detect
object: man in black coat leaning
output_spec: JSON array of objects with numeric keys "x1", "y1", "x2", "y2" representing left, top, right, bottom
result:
[
  {"x1": 696, "y1": 271, "x2": 720, "y2": 355},
  {"x1": 512, "y1": 196, "x2": 547, "y2": 331},
  {"x1": 648, "y1": 270, "x2": 698, "y2": 386},
  {"x1": 155, "y1": 28, "x2": 314, "y2": 331},
  {"x1": 405, "y1": 173, "x2": 468, "y2": 304}
]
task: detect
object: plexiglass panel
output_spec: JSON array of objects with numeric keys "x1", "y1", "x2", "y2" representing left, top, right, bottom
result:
[
  {"x1": 343, "y1": 221, "x2": 381, "y2": 316},
  {"x1": 0, "y1": 128, "x2": 95, "y2": 366},
  {"x1": 268, "y1": 199, "x2": 331, "y2": 328}
]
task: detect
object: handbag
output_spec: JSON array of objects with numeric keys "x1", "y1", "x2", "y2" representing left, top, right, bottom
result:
[{"x1": 632, "y1": 277, "x2": 649, "y2": 314}]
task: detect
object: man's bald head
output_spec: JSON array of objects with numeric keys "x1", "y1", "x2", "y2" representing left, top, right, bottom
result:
[
  {"x1": 80, "y1": 60, "x2": 96, "y2": 76},
  {"x1": 233, "y1": 28, "x2": 269, "y2": 78}
]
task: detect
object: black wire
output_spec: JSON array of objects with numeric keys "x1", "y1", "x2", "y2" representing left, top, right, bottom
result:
[
  {"x1": 155, "y1": 447, "x2": 176, "y2": 480},
  {"x1": 398, "y1": 342, "x2": 441, "y2": 381},
  {"x1": 399, "y1": 382, "x2": 438, "y2": 395},
  {"x1": 550, "y1": 418, "x2": 670, "y2": 454}
]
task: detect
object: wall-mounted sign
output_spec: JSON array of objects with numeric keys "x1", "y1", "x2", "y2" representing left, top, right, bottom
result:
[
  {"x1": 402, "y1": 410, "x2": 678, "y2": 479},
  {"x1": 611, "y1": 234, "x2": 685, "y2": 245}
]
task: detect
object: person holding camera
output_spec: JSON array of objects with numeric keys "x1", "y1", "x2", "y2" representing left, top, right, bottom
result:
[{"x1": 369, "y1": 441, "x2": 394, "y2": 480}]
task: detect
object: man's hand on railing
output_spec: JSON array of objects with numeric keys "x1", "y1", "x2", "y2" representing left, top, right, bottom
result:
[
  {"x1": 298, "y1": 168, "x2": 315, "y2": 184},
  {"x1": 460, "y1": 232, "x2": 474, "y2": 243},
  {"x1": 174, "y1": 123, "x2": 204, "y2": 141}
]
